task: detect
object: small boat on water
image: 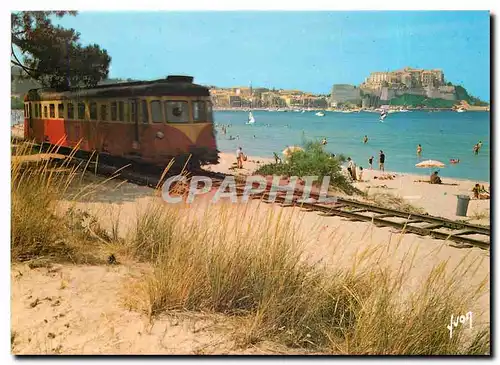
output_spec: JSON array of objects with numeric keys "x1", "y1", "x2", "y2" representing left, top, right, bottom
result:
[
  {"x1": 315, "y1": 111, "x2": 325, "y2": 117},
  {"x1": 379, "y1": 110, "x2": 388, "y2": 122},
  {"x1": 246, "y1": 111, "x2": 255, "y2": 124}
]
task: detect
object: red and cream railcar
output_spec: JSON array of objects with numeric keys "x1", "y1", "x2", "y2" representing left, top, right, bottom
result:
[{"x1": 23, "y1": 75, "x2": 219, "y2": 166}]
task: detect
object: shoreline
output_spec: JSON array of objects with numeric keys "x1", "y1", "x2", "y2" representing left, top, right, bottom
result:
[
  {"x1": 209, "y1": 152, "x2": 490, "y2": 223},
  {"x1": 213, "y1": 107, "x2": 490, "y2": 113},
  {"x1": 215, "y1": 151, "x2": 490, "y2": 185}
]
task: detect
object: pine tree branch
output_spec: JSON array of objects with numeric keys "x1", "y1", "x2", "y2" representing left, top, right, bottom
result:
[{"x1": 11, "y1": 45, "x2": 38, "y2": 79}]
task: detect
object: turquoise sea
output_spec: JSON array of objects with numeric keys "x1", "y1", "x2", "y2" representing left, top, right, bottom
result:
[{"x1": 214, "y1": 110, "x2": 490, "y2": 182}]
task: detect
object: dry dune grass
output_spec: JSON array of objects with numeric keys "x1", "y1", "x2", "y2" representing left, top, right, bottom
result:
[
  {"x1": 11, "y1": 143, "x2": 490, "y2": 355},
  {"x1": 127, "y1": 201, "x2": 489, "y2": 354}
]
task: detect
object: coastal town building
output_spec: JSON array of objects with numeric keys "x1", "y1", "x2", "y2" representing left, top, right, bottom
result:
[
  {"x1": 364, "y1": 67, "x2": 445, "y2": 89},
  {"x1": 329, "y1": 84, "x2": 362, "y2": 107},
  {"x1": 209, "y1": 87, "x2": 327, "y2": 109},
  {"x1": 361, "y1": 67, "x2": 454, "y2": 103}
]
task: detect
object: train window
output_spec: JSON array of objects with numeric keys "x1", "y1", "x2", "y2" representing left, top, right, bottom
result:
[
  {"x1": 192, "y1": 101, "x2": 207, "y2": 122},
  {"x1": 206, "y1": 101, "x2": 214, "y2": 122},
  {"x1": 100, "y1": 104, "x2": 108, "y2": 121},
  {"x1": 89, "y1": 102, "x2": 98, "y2": 120},
  {"x1": 118, "y1": 101, "x2": 124, "y2": 121},
  {"x1": 111, "y1": 102, "x2": 117, "y2": 121},
  {"x1": 129, "y1": 100, "x2": 137, "y2": 123},
  {"x1": 49, "y1": 104, "x2": 55, "y2": 118},
  {"x1": 77, "y1": 103, "x2": 85, "y2": 120},
  {"x1": 151, "y1": 100, "x2": 163, "y2": 123},
  {"x1": 43, "y1": 106, "x2": 48, "y2": 118},
  {"x1": 165, "y1": 101, "x2": 189, "y2": 123},
  {"x1": 141, "y1": 100, "x2": 149, "y2": 124},
  {"x1": 58, "y1": 103, "x2": 64, "y2": 118},
  {"x1": 67, "y1": 103, "x2": 74, "y2": 119}
]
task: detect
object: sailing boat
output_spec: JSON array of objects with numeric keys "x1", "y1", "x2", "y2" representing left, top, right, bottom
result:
[
  {"x1": 379, "y1": 110, "x2": 388, "y2": 122},
  {"x1": 247, "y1": 111, "x2": 255, "y2": 124},
  {"x1": 246, "y1": 81, "x2": 256, "y2": 124}
]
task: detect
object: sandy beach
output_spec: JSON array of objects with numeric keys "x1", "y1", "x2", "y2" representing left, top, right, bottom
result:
[
  {"x1": 11, "y1": 137, "x2": 490, "y2": 354},
  {"x1": 207, "y1": 152, "x2": 490, "y2": 224}
]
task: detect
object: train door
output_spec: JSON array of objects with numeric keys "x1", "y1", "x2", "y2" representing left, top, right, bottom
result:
[{"x1": 26, "y1": 102, "x2": 33, "y2": 139}]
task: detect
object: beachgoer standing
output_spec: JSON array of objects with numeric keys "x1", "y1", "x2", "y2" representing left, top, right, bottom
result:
[
  {"x1": 473, "y1": 144, "x2": 479, "y2": 155},
  {"x1": 478, "y1": 141, "x2": 483, "y2": 151},
  {"x1": 379, "y1": 150, "x2": 385, "y2": 172},
  {"x1": 351, "y1": 159, "x2": 357, "y2": 181},
  {"x1": 363, "y1": 135, "x2": 368, "y2": 144},
  {"x1": 368, "y1": 156, "x2": 374, "y2": 170},
  {"x1": 358, "y1": 166, "x2": 364, "y2": 181},
  {"x1": 417, "y1": 144, "x2": 422, "y2": 157},
  {"x1": 236, "y1": 146, "x2": 244, "y2": 169},
  {"x1": 347, "y1": 157, "x2": 355, "y2": 180}
]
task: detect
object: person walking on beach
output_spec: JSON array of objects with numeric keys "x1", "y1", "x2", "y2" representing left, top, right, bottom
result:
[
  {"x1": 417, "y1": 144, "x2": 422, "y2": 157},
  {"x1": 363, "y1": 135, "x2": 368, "y2": 144},
  {"x1": 368, "y1": 155, "x2": 374, "y2": 170},
  {"x1": 236, "y1": 146, "x2": 244, "y2": 169},
  {"x1": 379, "y1": 150, "x2": 385, "y2": 172}
]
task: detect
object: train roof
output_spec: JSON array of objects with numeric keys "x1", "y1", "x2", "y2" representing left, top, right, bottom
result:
[{"x1": 25, "y1": 75, "x2": 210, "y2": 101}]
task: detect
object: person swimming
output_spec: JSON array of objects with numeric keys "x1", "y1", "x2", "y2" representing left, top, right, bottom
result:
[{"x1": 450, "y1": 159, "x2": 460, "y2": 164}]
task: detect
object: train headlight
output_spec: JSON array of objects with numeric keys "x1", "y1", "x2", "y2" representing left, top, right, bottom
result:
[{"x1": 156, "y1": 131, "x2": 164, "y2": 139}]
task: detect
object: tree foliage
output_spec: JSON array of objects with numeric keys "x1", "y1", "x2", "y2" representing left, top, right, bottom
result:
[
  {"x1": 255, "y1": 140, "x2": 358, "y2": 195},
  {"x1": 11, "y1": 11, "x2": 111, "y2": 90}
]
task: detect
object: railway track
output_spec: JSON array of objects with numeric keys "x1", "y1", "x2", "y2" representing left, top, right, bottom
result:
[{"x1": 12, "y1": 139, "x2": 491, "y2": 250}]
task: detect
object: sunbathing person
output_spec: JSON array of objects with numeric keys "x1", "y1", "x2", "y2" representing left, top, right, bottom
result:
[
  {"x1": 472, "y1": 184, "x2": 481, "y2": 199},
  {"x1": 430, "y1": 171, "x2": 442, "y2": 184}
]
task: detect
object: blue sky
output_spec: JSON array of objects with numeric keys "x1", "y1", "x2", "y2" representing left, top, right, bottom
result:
[{"x1": 53, "y1": 11, "x2": 490, "y2": 100}]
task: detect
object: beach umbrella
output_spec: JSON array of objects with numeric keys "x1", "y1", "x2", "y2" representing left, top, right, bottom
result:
[
  {"x1": 415, "y1": 160, "x2": 446, "y2": 168},
  {"x1": 282, "y1": 146, "x2": 304, "y2": 158}
]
